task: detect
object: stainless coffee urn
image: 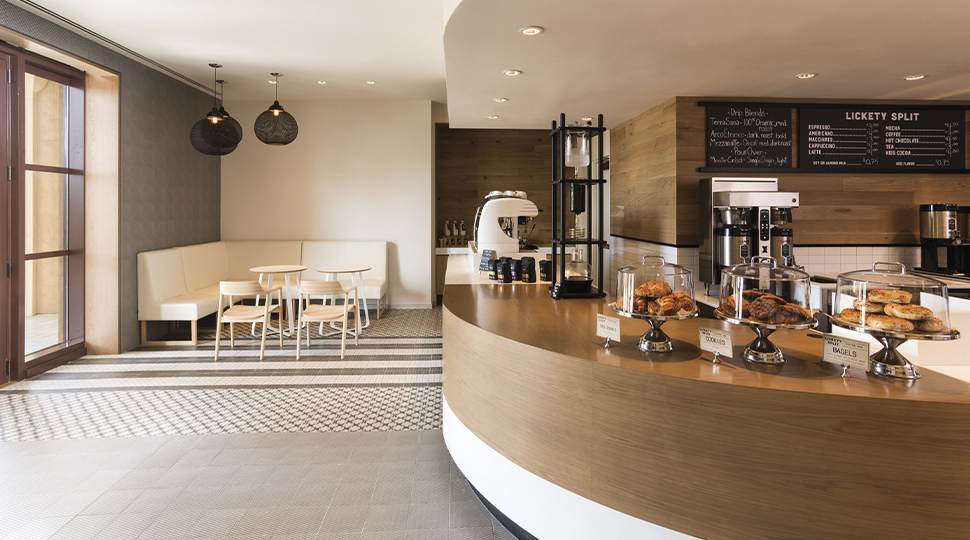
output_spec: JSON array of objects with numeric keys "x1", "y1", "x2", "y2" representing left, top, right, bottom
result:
[
  {"x1": 920, "y1": 203, "x2": 968, "y2": 274},
  {"x1": 699, "y1": 178, "x2": 800, "y2": 287}
]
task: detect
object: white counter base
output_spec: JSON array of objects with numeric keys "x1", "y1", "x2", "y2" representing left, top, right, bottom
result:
[{"x1": 443, "y1": 397, "x2": 699, "y2": 540}]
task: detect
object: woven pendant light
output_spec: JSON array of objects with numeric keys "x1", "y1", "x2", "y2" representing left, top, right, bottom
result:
[
  {"x1": 198, "y1": 64, "x2": 242, "y2": 149},
  {"x1": 216, "y1": 80, "x2": 243, "y2": 144},
  {"x1": 254, "y1": 73, "x2": 298, "y2": 145},
  {"x1": 190, "y1": 118, "x2": 236, "y2": 155}
]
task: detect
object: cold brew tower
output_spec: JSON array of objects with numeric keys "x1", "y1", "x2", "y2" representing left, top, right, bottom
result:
[{"x1": 699, "y1": 178, "x2": 800, "y2": 288}]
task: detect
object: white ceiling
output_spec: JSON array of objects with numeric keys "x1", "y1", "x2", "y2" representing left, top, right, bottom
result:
[
  {"x1": 11, "y1": 0, "x2": 448, "y2": 102},
  {"x1": 11, "y1": 0, "x2": 970, "y2": 130}
]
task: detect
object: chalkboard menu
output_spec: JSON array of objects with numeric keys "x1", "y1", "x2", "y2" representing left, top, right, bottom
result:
[
  {"x1": 799, "y1": 108, "x2": 964, "y2": 170},
  {"x1": 706, "y1": 105, "x2": 793, "y2": 168}
]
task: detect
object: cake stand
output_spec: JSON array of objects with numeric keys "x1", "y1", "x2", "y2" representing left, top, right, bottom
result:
[
  {"x1": 610, "y1": 302, "x2": 699, "y2": 353},
  {"x1": 715, "y1": 310, "x2": 818, "y2": 364}
]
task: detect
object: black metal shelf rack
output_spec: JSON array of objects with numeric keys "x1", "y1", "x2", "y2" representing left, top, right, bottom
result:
[{"x1": 550, "y1": 113, "x2": 608, "y2": 299}]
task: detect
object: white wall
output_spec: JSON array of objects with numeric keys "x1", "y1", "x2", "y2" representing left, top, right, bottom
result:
[{"x1": 221, "y1": 100, "x2": 434, "y2": 308}]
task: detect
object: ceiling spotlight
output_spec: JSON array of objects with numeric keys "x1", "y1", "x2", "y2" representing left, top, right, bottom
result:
[
  {"x1": 488, "y1": 115, "x2": 499, "y2": 119},
  {"x1": 493, "y1": 97, "x2": 508, "y2": 102},
  {"x1": 904, "y1": 75, "x2": 926, "y2": 81},
  {"x1": 503, "y1": 69, "x2": 522, "y2": 76},
  {"x1": 268, "y1": 80, "x2": 277, "y2": 84},
  {"x1": 366, "y1": 80, "x2": 376, "y2": 85},
  {"x1": 581, "y1": 117, "x2": 593, "y2": 122},
  {"x1": 520, "y1": 26, "x2": 544, "y2": 36},
  {"x1": 795, "y1": 73, "x2": 817, "y2": 79},
  {"x1": 317, "y1": 80, "x2": 327, "y2": 84}
]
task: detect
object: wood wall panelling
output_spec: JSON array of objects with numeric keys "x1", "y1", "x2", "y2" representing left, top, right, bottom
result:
[
  {"x1": 611, "y1": 97, "x2": 970, "y2": 246},
  {"x1": 435, "y1": 125, "x2": 552, "y2": 245}
]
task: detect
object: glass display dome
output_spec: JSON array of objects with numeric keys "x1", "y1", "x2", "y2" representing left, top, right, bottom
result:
[
  {"x1": 831, "y1": 262, "x2": 960, "y2": 380},
  {"x1": 615, "y1": 256, "x2": 696, "y2": 317},
  {"x1": 716, "y1": 257, "x2": 813, "y2": 326}
]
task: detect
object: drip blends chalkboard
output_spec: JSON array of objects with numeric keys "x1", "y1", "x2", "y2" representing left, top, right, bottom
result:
[
  {"x1": 706, "y1": 105, "x2": 793, "y2": 168},
  {"x1": 799, "y1": 108, "x2": 964, "y2": 170}
]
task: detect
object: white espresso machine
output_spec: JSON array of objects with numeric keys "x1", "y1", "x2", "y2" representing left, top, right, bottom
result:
[{"x1": 468, "y1": 193, "x2": 539, "y2": 271}]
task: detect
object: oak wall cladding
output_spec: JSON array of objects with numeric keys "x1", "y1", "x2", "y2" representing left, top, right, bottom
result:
[
  {"x1": 611, "y1": 97, "x2": 970, "y2": 246},
  {"x1": 435, "y1": 125, "x2": 552, "y2": 246}
]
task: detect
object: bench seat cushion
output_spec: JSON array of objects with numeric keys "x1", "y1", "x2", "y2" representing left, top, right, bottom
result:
[{"x1": 157, "y1": 292, "x2": 221, "y2": 321}]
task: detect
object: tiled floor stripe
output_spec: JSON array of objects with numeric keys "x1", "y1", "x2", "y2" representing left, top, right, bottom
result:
[{"x1": 41, "y1": 359, "x2": 442, "y2": 372}]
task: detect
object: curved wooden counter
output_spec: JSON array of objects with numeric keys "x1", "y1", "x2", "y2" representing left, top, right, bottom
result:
[{"x1": 442, "y1": 282, "x2": 970, "y2": 540}]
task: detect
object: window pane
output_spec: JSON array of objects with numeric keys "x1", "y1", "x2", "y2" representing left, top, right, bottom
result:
[
  {"x1": 25, "y1": 257, "x2": 67, "y2": 356},
  {"x1": 25, "y1": 73, "x2": 68, "y2": 168},
  {"x1": 25, "y1": 171, "x2": 68, "y2": 254}
]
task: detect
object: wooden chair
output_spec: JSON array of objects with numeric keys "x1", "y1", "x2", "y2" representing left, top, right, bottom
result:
[
  {"x1": 297, "y1": 280, "x2": 359, "y2": 359},
  {"x1": 215, "y1": 281, "x2": 283, "y2": 360}
]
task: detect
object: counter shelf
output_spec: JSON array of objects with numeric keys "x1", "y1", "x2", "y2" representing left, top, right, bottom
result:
[
  {"x1": 825, "y1": 312, "x2": 960, "y2": 380},
  {"x1": 715, "y1": 308, "x2": 818, "y2": 364},
  {"x1": 610, "y1": 302, "x2": 699, "y2": 353}
]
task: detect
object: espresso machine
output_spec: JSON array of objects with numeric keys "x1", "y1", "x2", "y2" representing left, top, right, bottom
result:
[
  {"x1": 468, "y1": 191, "x2": 539, "y2": 271},
  {"x1": 919, "y1": 204, "x2": 969, "y2": 274},
  {"x1": 699, "y1": 178, "x2": 800, "y2": 288}
]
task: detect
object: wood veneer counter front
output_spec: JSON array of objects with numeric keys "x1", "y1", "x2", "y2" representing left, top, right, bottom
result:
[{"x1": 442, "y1": 283, "x2": 970, "y2": 540}]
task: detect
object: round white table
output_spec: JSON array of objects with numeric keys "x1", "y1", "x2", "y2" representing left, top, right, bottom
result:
[
  {"x1": 250, "y1": 265, "x2": 307, "y2": 336},
  {"x1": 316, "y1": 265, "x2": 372, "y2": 331}
]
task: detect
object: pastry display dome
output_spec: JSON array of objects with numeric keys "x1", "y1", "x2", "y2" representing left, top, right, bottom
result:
[
  {"x1": 716, "y1": 257, "x2": 813, "y2": 326},
  {"x1": 615, "y1": 256, "x2": 696, "y2": 317}
]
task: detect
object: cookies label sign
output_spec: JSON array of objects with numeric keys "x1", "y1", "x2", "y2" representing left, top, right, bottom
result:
[
  {"x1": 596, "y1": 314, "x2": 621, "y2": 342},
  {"x1": 822, "y1": 334, "x2": 870, "y2": 371},
  {"x1": 698, "y1": 327, "x2": 733, "y2": 358}
]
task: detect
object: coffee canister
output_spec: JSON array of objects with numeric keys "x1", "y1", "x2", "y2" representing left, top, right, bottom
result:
[
  {"x1": 919, "y1": 204, "x2": 959, "y2": 240},
  {"x1": 521, "y1": 260, "x2": 537, "y2": 283},
  {"x1": 958, "y1": 206, "x2": 970, "y2": 241},
  {"x1": 770, "y1": 227, "x2": 794, "y2": 266},
  {"x1": 538, "y1": 259, "x2": 551, "y2": 281},
  {"x1": 510, "y1": 259, "x2": 522, "y2": 281},
  {"x1": 714, "y1": 226, "x2": 753, "y2": 267},
  {"x1": 488, "y1": 259, "x2": 498, "y2": 280},
  {"x1": 498, "y1": 261, "x2": 512, "y2": 283}
]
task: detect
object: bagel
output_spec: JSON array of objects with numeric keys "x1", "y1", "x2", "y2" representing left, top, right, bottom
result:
[
  {"x1": 840, "y1": 308, "x2": 863, "y2": 324},
  {"x1": 853, "y1": 298, "x2": 885, "y2": 314},
  {"x1": 884, "y1": 302, "x2": 934, "y2": 321},
  {"x1": 914, "y1": 317, "x2": 947, "y2": 333},
  {"x1": 864, "y1": 314, "x2": 915, "y2": 333},
  {"x1": 868, "y1": 289, "x2": 912, "y2": 304}
]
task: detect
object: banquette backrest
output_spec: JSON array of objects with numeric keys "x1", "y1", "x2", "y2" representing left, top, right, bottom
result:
[
  {"x1": 301, "y1": 241, "x2": 387, "y2": 283},
  {"x1": 224, "y1": 241, "x2": 303, "y2": 280},
  {"x1": 179, "y1": 241, "x2": 228, "y2": 293},
  {"x1": 137, "y1": 248, "x2": 189, "y2": 321}
]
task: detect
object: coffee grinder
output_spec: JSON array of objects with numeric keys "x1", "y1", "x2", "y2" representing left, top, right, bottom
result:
[{"x1": 700, "y1": 178, "x2": 800, "y2": 290}]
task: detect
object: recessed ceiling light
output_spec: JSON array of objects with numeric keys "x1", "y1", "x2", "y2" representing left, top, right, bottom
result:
[
  {"x1": 493, "y1": 97, "x2": 508, "y2": 102},
  {"x1": 268, "y1": 80, "x2": 277, "y2": 84},
  {"x1": 503, "y1": 69, "x2": 522, "y2": 76},
  {"x1": 317, "y1": 80, "x2": 327, "y2": 85},
  {"x1": 581, "y1": 117, "x2": 593, "y2": 122},
  {"x1": 795, "y1": 73, "x2": 817, "y2": 79},
  {"x1": 366, "y1": 80, "x2": 376, "y2": 85},
  {"x1": 520, "y1": 26, "x2": 544, "y2": 36},
  {"x1": 487, "y1": 115, "x2": 499, "y2": 119},
  {"x1": 904, "y1": 74, "x2": 926, "y2": 81}
]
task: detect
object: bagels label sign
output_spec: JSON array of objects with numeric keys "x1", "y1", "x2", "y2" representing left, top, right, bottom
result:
[{"x1": 822, "y1": 335, "x2": 870, "y2": 372}]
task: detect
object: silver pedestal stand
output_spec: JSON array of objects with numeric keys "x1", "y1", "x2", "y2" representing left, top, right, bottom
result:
[
  {"x1": 610, "y1": 302, "x2": 699, "y2": 353},
  {"x1": 826, "y1": 314, "x2": 960, "y2": 380},
  {"x1": 715, "y1": 310, "x2": 818, "y2": 364}
]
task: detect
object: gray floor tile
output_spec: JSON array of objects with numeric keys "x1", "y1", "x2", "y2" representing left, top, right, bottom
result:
[
  {"x1": 407, "y1": 503, "x2": 450, "y2": 531},
  {"x1": 228, "y1": 465, "x2": 277, "y2": 485},
  {"x1": 348, "y1": 446, "x2": 386, "y2": 464},
  {"x1": 48, "y1": 513, "x2": 115, "y2": 540},
  {"x1": 249, "y1": 483, "x2": 300, "y2": 508},
  {"x1": 91, "y1": 512, "x2": 158, "y2": 540},
  {"x1": 377, "y1": 462, "x2": 415, "y2": 483},
  {"x1": 316, "y1": 533, "x2": 361, "y2": 540},
  {"x1": 123, "y1": 488, "x2": 183, "y2": 514},
  {"x1": 355, "y1": 432, "x2": 389, "y2": 447},
  {"x1": 330, "y1": 482, "x2": 376, "y2": 506},
  {"x1": 371, "y1": 482, "x2": 411, "y2": 506},
  {"x1": 138, "y1": 509, "x2": 204, "y2": 540},
  {"x1": 37, "y1": 490, "x2": 105, "y2": 517},
  {"x1": 289, "y1": 482, "x2": 338, "y2": 507},
  {"x1": 418, "y1": 432, "x2": 444, "y2": 447},
  {"x1": 409, "y1": 480, "x2": 450, "y2": 505},
  {"x1": 111, "y1": 468, "x2": 168, "y2": 490},
  {"x1": 340, "y1": 463, "x2": 381, "y2": 483},
  {"x1": 404, "y1": 530, "x2": 448, "y2": 540},
  {"x1": 449, "y1": 480, "x2": 475, "y2": 503},
  {"x1": 304, "y1": 463, "x2": 347, "y2": 484},
  {"x1": 318, "y1": 505, "x2": 368, "y2": 534},
  {"x1": 447, "y1": 527, "x2": 493, "y2": 540},
  {"x1": 7, "y1": 515, "x2": 73, "y2": 540},
  {"x1": 411, "y1": 461, "x2": 449, "y2": 481},
  {"x1": 73, "y1": 470, "x2": 131, "y2": 492},
  {"x1": 165, "y1": 485, "x2": 222, "y2": 512},
  {"x1": 184, "y1": 507, "x2": 247, "y2": 538},
  {"x1": 382, "y1": 446, "x2": 417, "y2": 464},
  {"x1": 273, "y1": 506, "x2": 328, "y2": 536},
  {"x1": 449, "y1": 501, "x2": 492, "y2": 529},
  {"x1": 207, "y1": 484, "x2": 261, "y2": 509},
  {"x1": 386, "y1": 432, "x2": 420, "y2": 446},
  {"x1": 415, "y1": 446, "x2": 450, "y2": 463},
  {"x1": 491, "y1": 526, "x2": 516, "y2": 540},
  {"x1": 267, "y1": 463, "x2": 311, "y2": 484},
  {"x1": 81, "y1": 489, "x2": 144, "y2": 515},
  {"x1": 227, "y1": 507, "x2": 285, "y2": 537},
  {"x1": 312, "y1": 447, "x2": 354, "y2": 465},
  {"x1": 362, "y1": 504, "x2": 408, "y2": 532},
  {"x1": 360, "y1": 531, "x2": 405, "y2": 540},
  {"x1": 151, "y1": 467, "x2": 203, "y2": 489}
]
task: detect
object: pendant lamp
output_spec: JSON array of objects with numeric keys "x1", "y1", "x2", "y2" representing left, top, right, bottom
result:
[
  {"x1": 254, "y1": 73, "x2": 299, "y2": 145},
  {"x1": 190, "y1": 119, "x2": 236, "y2": 155},
  {"x1": 199, "y1": 63, "x2": 242, "y2": 149},
  {"x1": 216, "y1": 80, "x2": 243, "y2": 145}
]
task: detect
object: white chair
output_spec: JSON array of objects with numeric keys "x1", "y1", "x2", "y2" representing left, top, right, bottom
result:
[
  {"x1": 297, "y1": 281, "x2": 359, "y2": 359},
  {"x1": 215, "y1": 281, "x2": 283, "y2": 360}
]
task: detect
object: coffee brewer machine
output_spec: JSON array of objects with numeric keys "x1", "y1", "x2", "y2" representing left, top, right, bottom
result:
[
  {"x1": 699, "y1": 178, "x2": 800, "y2": 287},
  {"x1": 467, "y1": 192, "x2": 540, "y2": 271},
  {"x1": 919, "y1": 204, "x2": 969, "y2": 274}
]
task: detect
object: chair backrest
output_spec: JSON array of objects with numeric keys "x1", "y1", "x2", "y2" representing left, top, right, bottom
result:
[
  {"x1": 300, "y1": 280, "x2": 351, "y2": 297},
  {"x1": 219, "y1": 281, "x2": 266, "y2": 297}
]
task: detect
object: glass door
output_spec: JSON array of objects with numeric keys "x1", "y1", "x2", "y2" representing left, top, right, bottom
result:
[{"x1": 0, "y1": 51, "x2": 9, "y2": 384}]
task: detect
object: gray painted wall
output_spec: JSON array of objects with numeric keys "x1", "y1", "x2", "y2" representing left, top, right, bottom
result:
[{"x1": 0, "y1": 1, "x2": 221, "y2": 351}]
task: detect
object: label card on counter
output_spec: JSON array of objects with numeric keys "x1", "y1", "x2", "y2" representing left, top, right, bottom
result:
[
  {"x1": 596, "y1": 314, "x2": 621, "y2": 342},
  {"x1": 698, "y1": 327, "x2": 733, "y2": 358},
  {"x1": 822, "y1": 334, "x2": 870, "y2": 371},
  {"x1": 478, "y1": 249, "x2": 495, "y2": 272}
]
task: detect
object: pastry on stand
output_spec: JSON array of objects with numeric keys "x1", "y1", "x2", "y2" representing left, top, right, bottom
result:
[
  {"x1": 611, "y1": 256, "x2": 698, "y2": 352},
  {"x1": 715, "y1": 257, "x2": 817, "y2": 364},
  {"x1": 826, "y1": 262, "x2": 961, "y2": 380}
]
